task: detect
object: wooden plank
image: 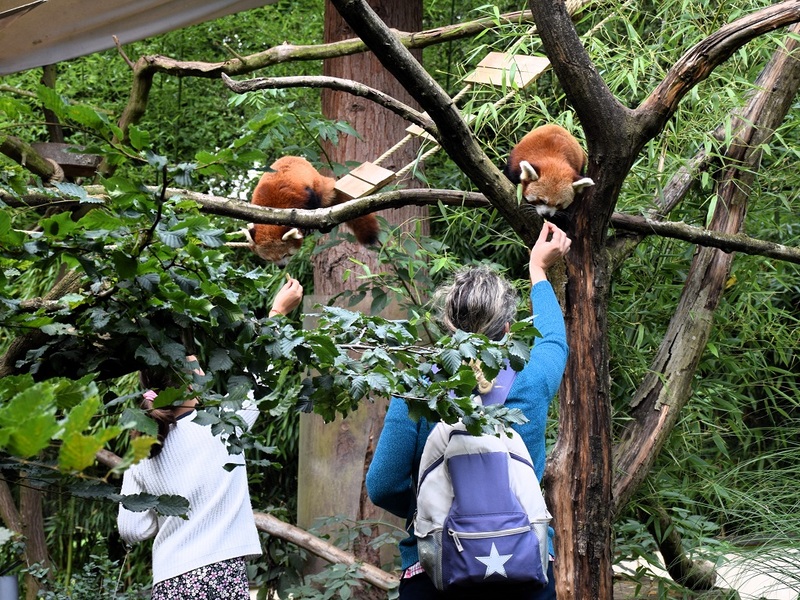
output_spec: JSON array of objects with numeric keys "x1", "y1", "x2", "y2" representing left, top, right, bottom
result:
[
  {"x1": 30, "y1": 142, "x2": 101, "y2": 177},
  {"x1": 334, "y1": 174, "x2": 374, "y2": 200},
  {"x1": 477, "y1": 51, "x2": 511, "y2": 69},
  {"x1": 465, "y1": 52, "x2": 550, "y2": 88},
  {"x1": 406, "y1": 123, "x2": 437, "y2": 142},
  {"x1": 349, "y1": 162, "x2": 395, "y2": 187}
]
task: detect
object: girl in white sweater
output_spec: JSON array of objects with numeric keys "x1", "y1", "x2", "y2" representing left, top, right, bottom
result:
[{"x1": 118, "y1": 276, "x2": 303, "y2": 599}]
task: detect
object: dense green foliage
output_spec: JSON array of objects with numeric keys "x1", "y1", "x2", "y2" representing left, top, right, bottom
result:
[{"x1": 0, "y1": 0, "x2": 799, "y2": 598}]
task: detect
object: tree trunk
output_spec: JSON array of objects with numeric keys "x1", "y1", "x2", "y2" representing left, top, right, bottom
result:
[
  {"x1": 297, "y1": 1, "x2": 426, "y2": 590},
  {"x1": 315, "y1": 0, "x2": 426, "y2": 294},
  {"x1": 20, "y1": 475, "x2": 50, "y2": 600}
]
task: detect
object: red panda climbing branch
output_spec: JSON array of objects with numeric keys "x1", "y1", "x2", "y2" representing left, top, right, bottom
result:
[
  {"x1": 504, "y1": 124, "x2": 594, "y2": 218},
  {"x1": 244, "y1": 156, "x2": 380, "y2": 265}
]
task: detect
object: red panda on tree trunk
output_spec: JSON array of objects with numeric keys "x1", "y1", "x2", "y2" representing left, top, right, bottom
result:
[
  {"x1": 245, "y1": 156, "x2": 380, "y2": 265},
  {"x1": 504, "y1": 124, "x2": 595, "y2": 219}
]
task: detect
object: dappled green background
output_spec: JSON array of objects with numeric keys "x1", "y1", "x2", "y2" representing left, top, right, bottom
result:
[{"x1": 1, "y1": 0, "x2": 798, "y2": 598}]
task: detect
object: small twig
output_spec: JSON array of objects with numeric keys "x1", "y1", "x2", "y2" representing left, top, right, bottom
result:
[{"x1": 113, "y1": 35, "x2": 135, "y2": 70}]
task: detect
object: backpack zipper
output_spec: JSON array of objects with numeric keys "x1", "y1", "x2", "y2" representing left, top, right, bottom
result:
[{"x1": 448, "y1": 525, "x2": 532, "y2": 552}]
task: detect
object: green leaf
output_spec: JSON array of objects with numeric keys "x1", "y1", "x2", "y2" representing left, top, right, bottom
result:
[
  {"x1": 438, "y1": 348, "x2": 462, "y2": 375},
  {"x1": 151, "y1": 388, "x2": 184, "y2": 409},
  {"x1": 195, "y1": 228, "x2": 226, "y2": 247},
  {"x1": 60, "y1": 396, "x2": 100, "y2": 436},
  {"x1": 135, "y1": 345, "x2": 162, "y2": 366},
  {"x1": 120, "y1": 493, "x2": 190, "y2": 517},
  {"x1": 128, "y1": 125, "x2": 151, "y2": 151},
  {"x1": 41, "y1": 211, "x2": 79, "y2": 239},
  {"x1": 0, "y1": 382, "x2": 61, "y2": 457},
  {"x1": 158, "y1": 227, "x2": 188, "y2": 248},
  {"x1": 59, "y1": 429, "x2": 112, "y2": 472},
  {"x1": 120, "y1": 408, "x2": 158, "y2": 438},
  {"x1": 52, "y1": 181, "x2": 89, "y2": 200},
  {"x1": 113, "y1": 251, "x2": 139, "y2": 279},
  {"x1": 350, "y1": 376, "x2": 368, "y2": 400},
  {"x1": 208, "y1": 348, "x2": 234, "y2": 371}
]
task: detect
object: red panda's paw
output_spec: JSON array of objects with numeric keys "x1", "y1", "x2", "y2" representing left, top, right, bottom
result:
[{"x1": 243, "y1": 224, "x2": 256, "y2": 245}]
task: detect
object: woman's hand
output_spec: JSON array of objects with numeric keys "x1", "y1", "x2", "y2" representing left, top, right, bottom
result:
[
  {"x1": 529, "y1": 222, "x2": 572, "y2": 284},
  {"x1": 269, "y1": 275, "x2": 304, "y2": 317}
]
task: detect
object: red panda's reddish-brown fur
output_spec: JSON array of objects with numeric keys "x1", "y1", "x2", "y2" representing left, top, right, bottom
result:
[
  {"x1": 504, "y1": 124, "x2": 594, "y2": 217},
  {"x1": 246, "y1": 156, "x2": 380, "y2": 265}
]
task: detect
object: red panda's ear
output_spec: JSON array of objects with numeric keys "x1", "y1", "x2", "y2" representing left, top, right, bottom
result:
[
  {"x1": 519, "y1": 160, "x2": 539, "y2": 183},
  {"x1": 572, "y1": 177, "x2": 595, "y2": 191},
  {"x1": 281, "y1": 228, "x2": 303, "y2": 241}
]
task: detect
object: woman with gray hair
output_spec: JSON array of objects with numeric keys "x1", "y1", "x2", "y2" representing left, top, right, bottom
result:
[{"x1": 366, "y1": 222, "x2": 570, "y2": 599}]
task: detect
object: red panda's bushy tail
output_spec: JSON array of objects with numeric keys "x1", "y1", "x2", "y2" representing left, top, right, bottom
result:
[{"x1": 345, "y1": 214, "x2": 380, "y2": 246}]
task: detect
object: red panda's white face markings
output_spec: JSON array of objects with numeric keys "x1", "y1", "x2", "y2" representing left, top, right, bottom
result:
[
  {"x1": 247, "y1": 155, "x2": 381, "y2": 264},
  {"x1": 518, "y1": 160, "x2": 590, "y2": 216},
  {"x1": 507, "y1": 124, "x2": 595, "y2": 217},
  {"x1": 244, "y1": 224, "x2": 303, "y2": 267}
]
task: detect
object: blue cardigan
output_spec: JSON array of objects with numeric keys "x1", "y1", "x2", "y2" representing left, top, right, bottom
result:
[{"x1": 365, "y1": 280, "x2": 568, "y2": 570}]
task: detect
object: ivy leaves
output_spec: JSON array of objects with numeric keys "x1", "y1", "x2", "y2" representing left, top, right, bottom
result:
[{"x1": 249, "y1": 305, "x2": 539, "y2": 434}]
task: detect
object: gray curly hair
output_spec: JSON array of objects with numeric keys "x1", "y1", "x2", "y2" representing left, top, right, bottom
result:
[
  {"x1": 434, "y1": 265, "x2": 518, "y2": 340},
  {"x1": 433, "y1": 266, "x2": 518, "y2": 393}
]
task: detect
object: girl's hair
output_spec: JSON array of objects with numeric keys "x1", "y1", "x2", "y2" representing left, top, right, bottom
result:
[
  {"x1": 138, "y1": 367, "x2": 186, "y2": 458},
  {"x1": 434, "y1": 265, "x2": 518, "y2": 393}
]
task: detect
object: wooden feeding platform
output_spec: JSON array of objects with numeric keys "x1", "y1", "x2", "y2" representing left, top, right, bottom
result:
[
  {"x1": 464, "y1": 52, "x2": 551, "y2": 88},
  {"x1": 334, "y1": 161, "x2": 396, "y2": 200},
  {"x1": 31, "y1": 142, "x2": 102, "y2": 178}
]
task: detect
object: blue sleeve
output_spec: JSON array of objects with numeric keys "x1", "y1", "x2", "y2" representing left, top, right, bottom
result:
[
  {"x1": 366, "y1": 397, "x2": 421, "y2": 519},
  {"x1": 507, "y1": 280, "x2": 568, "y2": 481},
  {"x1": 526, "y1": 280, "x2": 569, "y2": 400}
]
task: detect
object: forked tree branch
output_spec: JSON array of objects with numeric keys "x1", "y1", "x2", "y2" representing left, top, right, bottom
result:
[
  {"x1": 114, "y1": 8, "x2": 548, "y2": 141},
  {"x1": 612, "y1": 22, "x2": 800, "y2": 515}
]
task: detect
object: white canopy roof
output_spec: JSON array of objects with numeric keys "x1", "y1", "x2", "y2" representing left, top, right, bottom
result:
[{"x1": 0, "y1": 0, "x2": 277, "y2": 76}]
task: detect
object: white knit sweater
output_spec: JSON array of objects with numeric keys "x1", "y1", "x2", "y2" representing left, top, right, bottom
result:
[{"x1": 117, "y1": 403, "x2": 263, "y2": 584}]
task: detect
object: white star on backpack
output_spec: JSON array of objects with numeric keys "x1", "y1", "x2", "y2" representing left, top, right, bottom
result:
[{"x1": 475, "y1": 543, "x2": 513, "y2": 578}]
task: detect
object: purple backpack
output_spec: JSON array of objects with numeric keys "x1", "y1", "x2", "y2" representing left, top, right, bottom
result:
[{"x1": 413, "y1": 366, "x2": 550, "y2": 591}]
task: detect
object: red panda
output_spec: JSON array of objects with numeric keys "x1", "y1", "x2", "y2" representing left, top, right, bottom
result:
[
  {"x1": 504, "y1": 124, "x2": 594, "y2": 218},
  {"x1": 245, "y1": 156, "x2": 380, "y2": 265}
]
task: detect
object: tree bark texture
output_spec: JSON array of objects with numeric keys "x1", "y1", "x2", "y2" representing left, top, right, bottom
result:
[
  {"x1": 299, "y1": 4, "x2": 425, "y2": 590},
  {"x1": 315, "y1": 0, "x2": 426, "y2": 296},
  {"x1": 20, "y1": 475, "x2": 50, "y2": 600},
  {"x1": 527, "y1": 2, "x2": 800, "y2": 596}
]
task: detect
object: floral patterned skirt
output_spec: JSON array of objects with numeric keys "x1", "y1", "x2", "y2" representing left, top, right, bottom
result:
[{"x1": 151, "y1": 556, "x2": 250, "y2": 599}]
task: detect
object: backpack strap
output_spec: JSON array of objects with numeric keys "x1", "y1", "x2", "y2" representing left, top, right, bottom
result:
[{"x1": 477, "y1": 362, "x2": 518, "y2": 406}]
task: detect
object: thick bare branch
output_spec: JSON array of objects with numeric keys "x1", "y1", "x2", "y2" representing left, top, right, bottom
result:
[
  {"x1": 610, "y1": 213, "x2": 800, "y2": 264},
  {"x1": 528, "y1": 0, "x2": 633, "y2": 145},
  {"x1": 252, "y1": 512, "x2": 398, "y2": 591},
  {"x1": 221, "y1": 73, "x2": 437, "y2": 135},
  {"x1": 4, "y1": 185, "x2": 799, "y2": 264},
  {"x1": 638, "y1": 500, "x2": 717, "y2": 591},
  {"x1": 638, "y1": 1, "x2": 800, "y2": 133},
  {"x1": 114, "y1": 9, "x2": 538, "y2": 142},
  {"x1": 0, "y1": 134, "x2": 63, "y2": 181}
]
